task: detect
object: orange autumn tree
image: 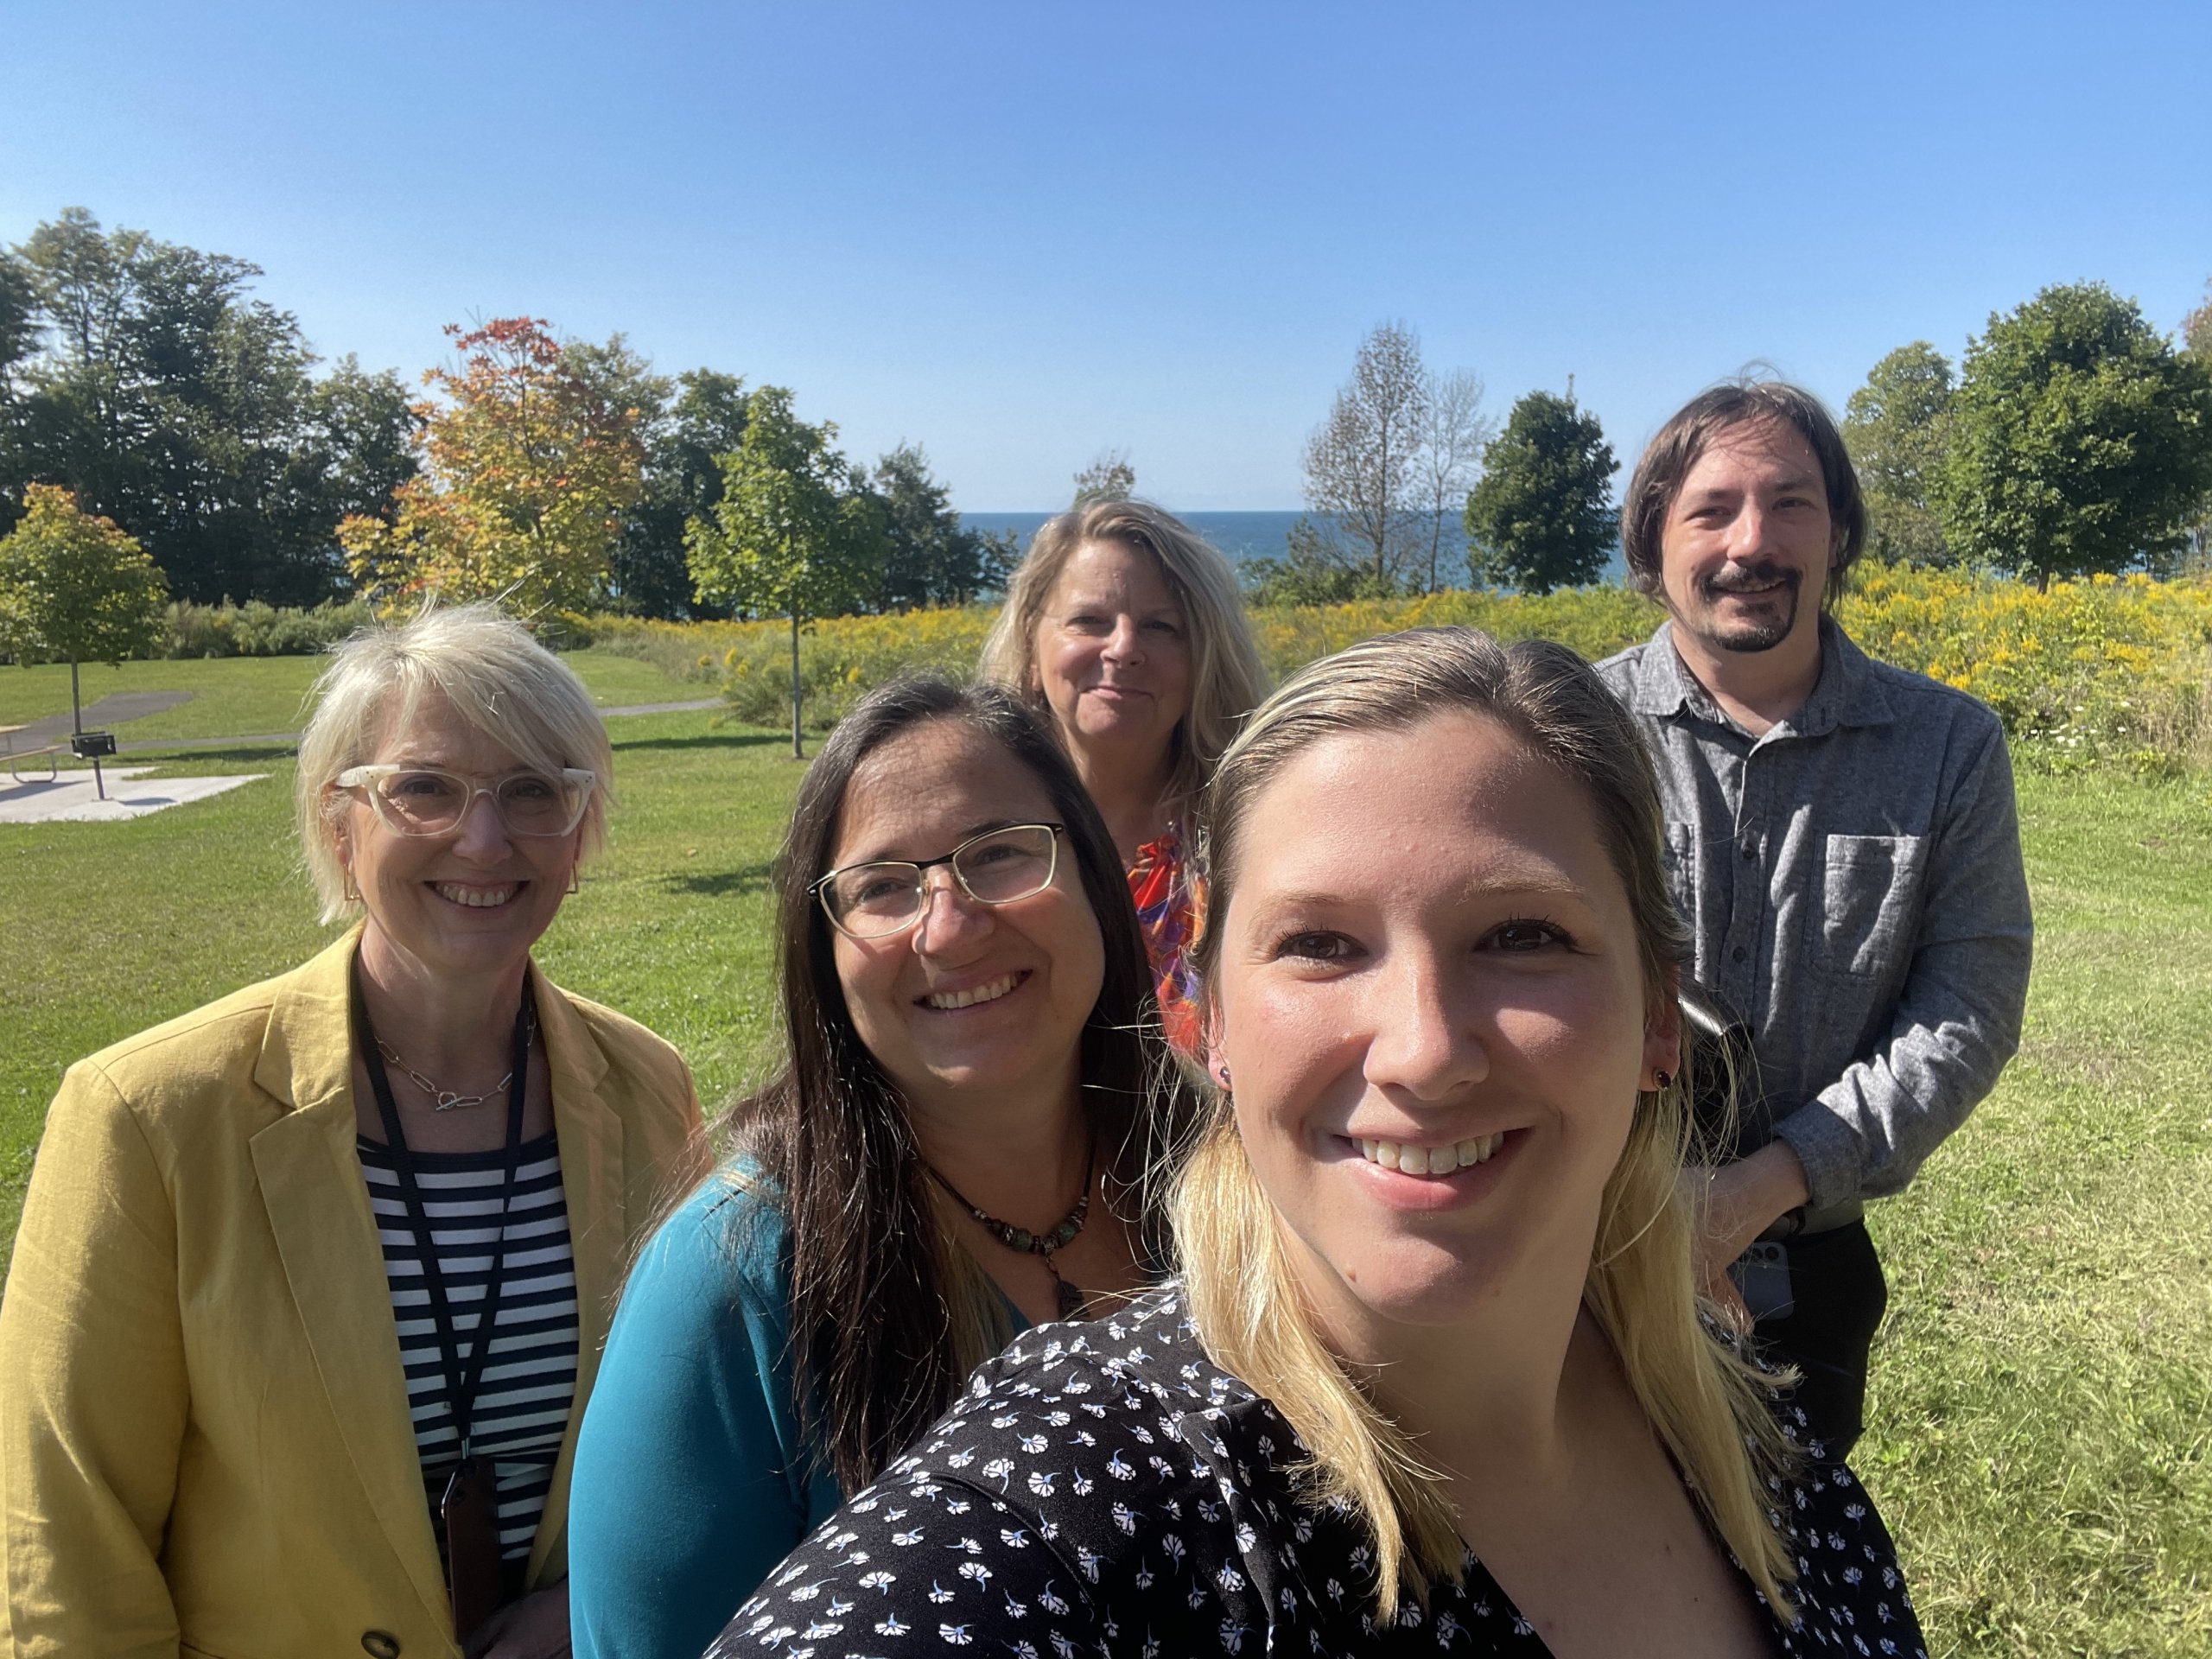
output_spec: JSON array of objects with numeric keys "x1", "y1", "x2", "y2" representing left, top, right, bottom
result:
[{"x1": 340, "y1": 317, "x2": 646, "y2": 616}]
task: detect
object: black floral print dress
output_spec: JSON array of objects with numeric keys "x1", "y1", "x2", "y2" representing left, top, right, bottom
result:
[{"x1": 709, "y1": 1288, "x2": 1926, "y2": 1658}]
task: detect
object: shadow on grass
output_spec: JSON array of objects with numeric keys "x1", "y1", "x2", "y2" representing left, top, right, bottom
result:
[
  {"x1": 130, "y1": 745, "x2": 299, "y2": 767},
  {"x1": 659, "y1": 861, "x2": 776, "y2": 898},
  {"x1": 612, "y1": 729, "x2": 788, "y2": 754}
]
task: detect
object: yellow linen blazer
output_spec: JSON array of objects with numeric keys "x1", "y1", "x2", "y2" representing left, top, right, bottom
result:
[{"x1": 0, "y1": 930, "x2": 706, "y2": 1659}]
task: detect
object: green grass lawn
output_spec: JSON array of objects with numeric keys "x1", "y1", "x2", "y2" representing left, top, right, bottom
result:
[
  {"x1": 1859, "y1": 772, "x2": 2212, "y2": 1656},
  {"x1": 0, "y1": 648, "x2": 705, "y2": 742},
  {"x1": 0, "y1": 719, "x2": 2205, "y2": 1656}
]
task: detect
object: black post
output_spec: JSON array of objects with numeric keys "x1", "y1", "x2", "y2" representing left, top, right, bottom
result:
[
  {"x1": 789, "y1": 609, "x2": 804, "y2": 760},
  {"x1": 71, "y1": 658, "x2": 105, "y2": 799},
  {"x1": 70, "y1": 726, "x2": 118, "y2": 801}
]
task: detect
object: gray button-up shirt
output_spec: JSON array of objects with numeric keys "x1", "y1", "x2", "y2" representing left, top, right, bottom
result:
[{"x1": 1599, "y1": 617, "x2": 2033, "y2": 1231}]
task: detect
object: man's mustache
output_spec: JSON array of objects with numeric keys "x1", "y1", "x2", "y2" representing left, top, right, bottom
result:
[{"x1": 1700, "y1": 563, "x2": 1802, "y2": 598}]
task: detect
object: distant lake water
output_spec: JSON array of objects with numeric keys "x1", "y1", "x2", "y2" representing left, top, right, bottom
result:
[
  {"x1": 963, "y1": 511, "x2": 1313, "y2": 569},
  {"x1": 963, "y1": 510, "x2": 1628, "y2": 585}
]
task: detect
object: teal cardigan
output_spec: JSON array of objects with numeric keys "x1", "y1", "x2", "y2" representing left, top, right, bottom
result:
[{"x1": 567, "y1": 1172, "x2": 1029, "y2": 1659}]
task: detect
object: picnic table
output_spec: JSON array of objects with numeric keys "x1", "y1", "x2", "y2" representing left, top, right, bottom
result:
[{"x1": 2, "y1": 723, "x2": 60, "y2": 785}]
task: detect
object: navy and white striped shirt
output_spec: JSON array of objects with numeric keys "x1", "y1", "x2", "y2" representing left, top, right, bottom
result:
[{"x1": 359, "y1": 1132, "x2": 580, "y2": 1563}]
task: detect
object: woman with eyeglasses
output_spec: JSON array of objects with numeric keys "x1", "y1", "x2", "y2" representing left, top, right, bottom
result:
[
  {"x1": 980, "y1": 501, "x2": 1268, "y2": 1052},
  {"x1": 707, "y1": 628, "x2": 1925, "y2": 1659},
  {"x1": 567, "y1": 677, "x2": 1190, "y2": 1659},
  {"x1": 0, "y1": 604, "x2": 704, "y2": 1659}
]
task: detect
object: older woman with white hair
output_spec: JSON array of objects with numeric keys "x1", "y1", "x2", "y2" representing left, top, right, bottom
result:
[{"x1": 0, "y1": 603, "x2": 704, "y2": 1659}]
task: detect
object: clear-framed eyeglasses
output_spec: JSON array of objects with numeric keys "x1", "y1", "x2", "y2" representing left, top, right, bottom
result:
[
  {"x1": 812, "y1": 822, "x2": 1066, "y2": 939},
  {"x1": 334, "y1": 765, "x2": 596, "y2": 838}
]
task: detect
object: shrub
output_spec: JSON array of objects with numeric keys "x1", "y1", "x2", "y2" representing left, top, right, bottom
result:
[
  {"x1": 1238, "y1": 585, "x2": 1662, "y2": 679},
  {"x1": 585, "y1": 569, "x2": 2212, "y2": 770},
  {"x1": 594, "y1": 607, "x2": 995, "y2": 733},
  {"x1": 1840, "y1": 564, "x2": 2212, "y2": 774},
  {"x1": 162, "y1": 599, "x2": 375, "y2": 658}
]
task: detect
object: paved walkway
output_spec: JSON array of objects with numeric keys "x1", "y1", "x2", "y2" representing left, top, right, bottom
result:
[
  {"x1": 6, "y1": 691, "x2": 195, "y2": 752},
  {"x1": 0, "y1": 695, "x2": 722, "y2": 824},
  {"x1": 0, "y1": 766, "x2": 268, "y2": 824},
  {"x1": 0, "y1": 693, "x2": 722, "y2": 824},
  {"x1": 118, "y1": 731, "x2": 303, "y2": 754},
  {"x1": 107, "y1": 696, "x2": 721, "y2": 754},
  {"x1": 595, "y1": 697, "x2": 722, "y2": 718}
]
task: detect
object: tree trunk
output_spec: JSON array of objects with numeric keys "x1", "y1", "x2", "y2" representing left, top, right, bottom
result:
[
  {"x1": 789, "y1": 609, "x2": 804, "y2": 760},
  {"x1": 70, "y1": 658, "x2": 82, "y2": 734}
]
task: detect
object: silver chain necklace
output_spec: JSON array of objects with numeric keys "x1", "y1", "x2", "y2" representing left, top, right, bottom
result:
[{"x1": 375, "y1": 1004, "x2": 537, "y2": 1113}]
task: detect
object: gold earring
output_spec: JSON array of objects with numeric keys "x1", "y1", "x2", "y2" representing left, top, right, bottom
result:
[{"x1": 568, "y1": 866, "x2": 581, "y2": 896}]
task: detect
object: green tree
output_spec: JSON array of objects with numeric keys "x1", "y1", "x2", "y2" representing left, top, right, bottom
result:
[
  {"x1": 1845, "y1": 343, "x2": 1955, "y2": 566},
  {"x1": 0, "y1": 249, "x2": 35, "y2": 531},
  {"x1": 610, "y1": 368, "x2": 747, "y2": 619},
  {"x1": 299, "y1": 356, "x2": 422, "y2": 533},
  {"x1": 872, "y1": 442, "x2": 1016, "y2": 608},
  {"x1": 0, "y1": 483, "x2": 168, "y2": 733},
  {"x1": 1243, "y1": 518, "x2": 1402, "y2": 605},
  {"x1": 686, "y1": 387, "x2": 884, "y2": 756},
  {"x1": 1463, "y1": 390, "x2": 1618, "y2": 594},
  {"x1": 2185, "y1": 282, "x2": 2212, "y2": 360},
  {"x1": 3, "y1": 210, "x2": 417, "y2": 603},
  {"x1": 340, "y1": 318, "x2": 647, "y2": 617},
  {"x1": 0, "y1": 248, "x2": 34, "y2": 410},
  {"x1": 2181, "y1": 281, "x2": 2212, "y2": 571},
  {"x1": 0, "y1": 250, "x2": 33, "y2": 376},
  {"x1": 1941, "y1": 283, "x2": 2212, "y2": 585}
]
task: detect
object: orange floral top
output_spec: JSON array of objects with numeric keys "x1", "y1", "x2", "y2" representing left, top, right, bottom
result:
[{"x1": 1125, "y1": 823, "x2": 1203, "y2": 1056}]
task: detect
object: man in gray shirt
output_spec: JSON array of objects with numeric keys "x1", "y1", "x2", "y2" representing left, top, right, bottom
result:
[{"x1": 1598, "y1": 380, "x2": 2033, "y2": 1457}]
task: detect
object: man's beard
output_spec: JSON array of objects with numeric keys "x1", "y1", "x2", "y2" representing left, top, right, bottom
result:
[{"x1": 1691, "y1": 563, "x2": 1802, "y2": 653}]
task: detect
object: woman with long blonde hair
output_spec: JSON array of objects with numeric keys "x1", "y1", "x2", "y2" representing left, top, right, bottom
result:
[
  {"x1": 979, "y1": 499, "x2": 1267, "y2": 1050},
  {"x1": 707, "y1": 627, "x2": 1925, "y2": 1658}
]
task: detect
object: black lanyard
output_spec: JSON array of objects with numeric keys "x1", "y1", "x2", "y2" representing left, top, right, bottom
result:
[{"x1": 351, "y1": 962, "x2": 532, "y2": 1464}]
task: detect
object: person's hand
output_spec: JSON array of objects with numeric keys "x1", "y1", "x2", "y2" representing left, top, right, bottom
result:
[
  {"x1": 467, "y1": 1581, "x2": 569, "y2": 1659},
  {"x1": 1692, "y1": 1243, "x2": 1755, "y2": 1332},
  {"x1": 1681, "y1": 1142, "x2": 1809, "y2": 1331}
]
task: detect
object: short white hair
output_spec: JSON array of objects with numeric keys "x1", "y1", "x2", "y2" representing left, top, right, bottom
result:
[{"x1": 296, "y1": 602, "x2": 616, "y2": 925}]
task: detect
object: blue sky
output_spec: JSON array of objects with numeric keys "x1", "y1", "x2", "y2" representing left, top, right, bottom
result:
[{"x1": 4, "y1": 2, "x2": 2208, "y2": 510}]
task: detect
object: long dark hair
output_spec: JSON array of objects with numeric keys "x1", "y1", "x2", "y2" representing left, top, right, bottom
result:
[{"x1": 733, "y1": 676, "x2": 1174, "y2": 1494}]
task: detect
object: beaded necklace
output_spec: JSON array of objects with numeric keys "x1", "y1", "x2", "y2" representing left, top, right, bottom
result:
[{"x1": 927, "y1": 1135, "x2": 1096, "y2": 1319}]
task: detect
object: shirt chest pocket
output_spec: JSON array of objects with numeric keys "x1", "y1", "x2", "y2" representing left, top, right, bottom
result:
[{"x1": 1817, "y1": 833, "x2": 1929, "y2": 978}]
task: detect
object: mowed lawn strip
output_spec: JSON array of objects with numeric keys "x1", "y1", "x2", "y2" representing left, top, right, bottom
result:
[
  {"x1": 0, "y1": 647, "x2": 703, "y2": 743},
  {"x1": 1862, "y1": 771, "x2": 2212, "y2": 1657},
  {"x1": 0, "y1": 726, "x2": 2204, "y2": 1656}
]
